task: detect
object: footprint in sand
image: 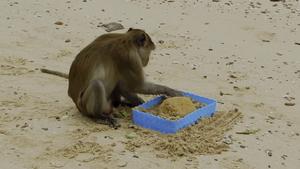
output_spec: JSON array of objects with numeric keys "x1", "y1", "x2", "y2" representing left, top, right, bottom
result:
[
  {"x1": 0, "y1": 56, "x2": 32, "y2": 75},
  {"x1": 256, "y1": 31, "x2": 276, "y2": 42}
]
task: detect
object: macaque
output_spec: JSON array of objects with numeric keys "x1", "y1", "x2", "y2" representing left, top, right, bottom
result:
[{"x1": 42, "y1": 28, "x2": 182, "y2": 128}]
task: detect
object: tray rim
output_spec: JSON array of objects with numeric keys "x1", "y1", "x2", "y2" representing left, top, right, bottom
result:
[{"x1": 132, "y1": 92, "x2": 217, "y2": 134}]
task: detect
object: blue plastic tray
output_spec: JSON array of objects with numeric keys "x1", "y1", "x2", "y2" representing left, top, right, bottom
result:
[{"x1": 132, "y1": 92, "x2": 217, "y2": 134}]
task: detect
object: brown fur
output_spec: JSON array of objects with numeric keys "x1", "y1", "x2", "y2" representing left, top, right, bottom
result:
[{"x1": 43, "y1": 28, "x2": 182, "y2": 127}]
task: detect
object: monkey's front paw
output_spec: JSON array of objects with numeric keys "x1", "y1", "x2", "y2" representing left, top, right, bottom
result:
[{"x1": 134, "y1": 97, "x2": 145, "y2": 105}]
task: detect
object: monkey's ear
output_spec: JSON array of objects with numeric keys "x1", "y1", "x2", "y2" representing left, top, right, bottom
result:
[
  {"x1": 135, "y1": 34, "x2": 146, "y2": 47},
  {"x1": 128, "y1": 28, "x2": 133, "y2": 32}
]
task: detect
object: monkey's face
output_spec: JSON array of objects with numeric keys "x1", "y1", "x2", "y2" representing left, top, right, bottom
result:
[
  {"x1": 138, "y1": 47, "x2": 151, "y2": 67},
  {"x1": 128, "y1": 28, "x2": 156, "y2": 67}
]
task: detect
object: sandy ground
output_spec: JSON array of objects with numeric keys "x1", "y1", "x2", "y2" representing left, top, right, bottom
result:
[{"x1": 0, "y1": 0, "x2": 300, "y2": 169}]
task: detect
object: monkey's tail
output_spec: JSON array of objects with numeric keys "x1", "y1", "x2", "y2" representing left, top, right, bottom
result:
[{"x1": 40, "y1": 68, "x2": 69, "y2": 79}]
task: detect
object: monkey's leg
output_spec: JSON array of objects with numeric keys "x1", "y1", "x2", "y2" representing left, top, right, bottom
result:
[
  {"x1": 110, "y1": 87, "x2": 122, "y2": 108},
  {"x1": 119, "y1": 90, "x2": 144, "y2": 107},
  {"x1": 134, "y1": 82, "x2": 183, "y2": 97},
  {"x1": 80, "y1": 79, "x2": 120, "y2": 128},
  {"x1": 112, "y1": 85, "x2": 144, "y2": 107}
]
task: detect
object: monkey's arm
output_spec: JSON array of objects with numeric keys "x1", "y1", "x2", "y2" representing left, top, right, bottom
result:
[
  {"x1": 40, "y1": 68, "x2": 69, "y2": 79},
  {"x1": 134, "y1": 82, "x2": 182, "y2": 97}
]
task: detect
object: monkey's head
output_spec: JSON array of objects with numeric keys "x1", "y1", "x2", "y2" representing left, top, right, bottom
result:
[{"x1": 127, "y1": 28, "x2": 156, "y2": 67}]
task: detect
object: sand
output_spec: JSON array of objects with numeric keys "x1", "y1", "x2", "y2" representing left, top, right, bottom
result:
[
  {"x1": 1, "y1": 0, "x2": 299, "y2": 169},
  {"x1": 141, "y1": 96, "x2": 205, "y2": 120},
  {"x1": 125, "y1": 109, "x2": 242, "y2": 157}
]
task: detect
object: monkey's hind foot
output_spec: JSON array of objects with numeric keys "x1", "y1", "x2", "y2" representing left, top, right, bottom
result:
[
  {"x1": 95, "y1": 115, "x2": 120, "y2": 129},
  {"x1": 107, "y1": 116, "x2": 120, "y2": 129}
]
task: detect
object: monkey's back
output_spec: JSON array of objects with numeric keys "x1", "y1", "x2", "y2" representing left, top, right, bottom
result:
[{"x1": 67, "y1": 33, "x2": 127, "y2": 104}]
